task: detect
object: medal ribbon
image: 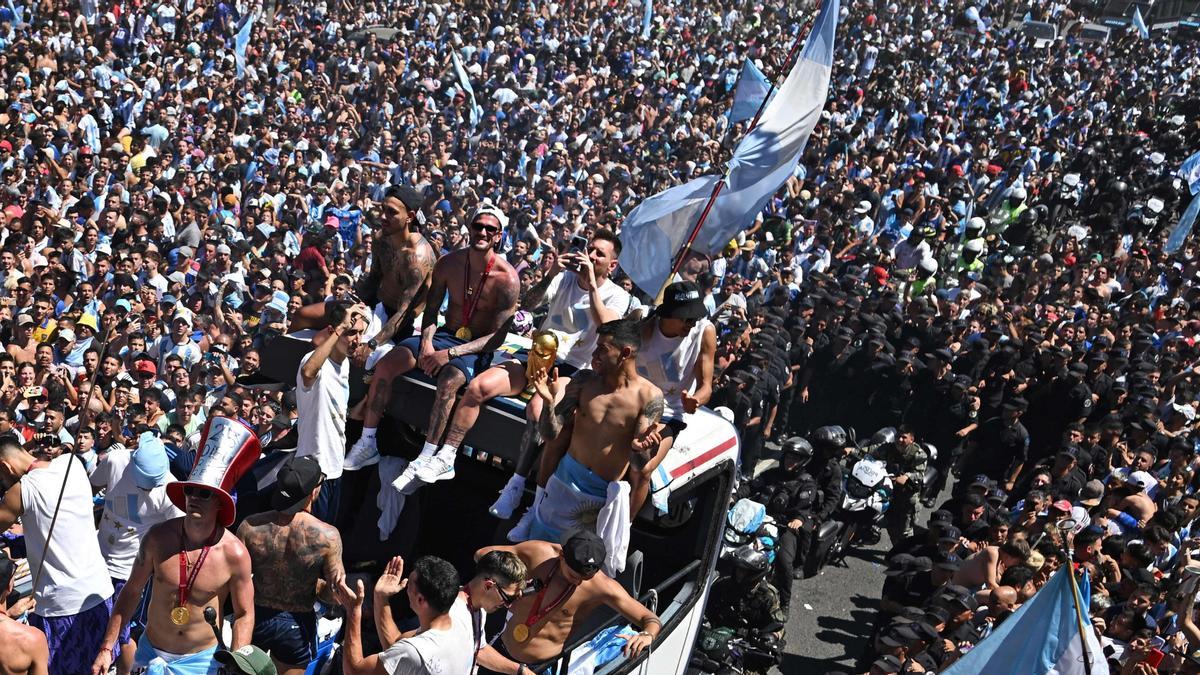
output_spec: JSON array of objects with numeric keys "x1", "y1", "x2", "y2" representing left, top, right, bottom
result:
[
  {"x1": 460, "y1": 253, "x2": 495, "y2": 331},
  {"x1": 178, "y1": 538, "x2": 212, "y2": 612},
  {"x1": 523, "y1": 566, "x2": 572, "y2": 632}
]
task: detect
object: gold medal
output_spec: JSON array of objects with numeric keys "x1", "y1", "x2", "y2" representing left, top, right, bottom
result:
[
  {"x1": 455, "y1": 326, "x2": 473, "y2": 340},
  {"x1": 513, "y1": 623, "x2": 530, "y2": 642},
  {"x1": 171, "y1": 606, "x2": 190, "y2": 625}
]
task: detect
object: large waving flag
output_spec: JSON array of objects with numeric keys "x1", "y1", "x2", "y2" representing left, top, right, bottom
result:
[
  {"x1": 619, "y1": 0, "x2": 838, "y2": 293},
  {"x1": 942, "y1": 568, "x2": 1108, "y2": 675},
  {"x1": 1132, "y1": 6, "x2": 1150, "y2": 39},
  {"x1": 1166, "y1": 191, "x2": 1200, "y2": 255},
  {"x1": 233, "y1": 11, "x2": 258, "y2": 79},
  {"x1": 451, "y1": 49, "x2": 483, "y2": 129},
  {"x1": 1179, "y1": 150, "x2": 1200, "y2": 195},
  {"x1": 640, "y1": 0, "x2": 653, "y2": 39},
  {"x1": 728, "y1": 59, "x2": 774, "y2": 124}
]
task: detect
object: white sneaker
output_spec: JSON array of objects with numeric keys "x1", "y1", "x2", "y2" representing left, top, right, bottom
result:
[
  {"x1": 507, "y1": 507, "x2": 535, "y2": 542},
  {"x1": 415, "y1": 451, "x2": 457, "y2": 483},
  {"x1": 489, "y1": 475, "x2": 526, "y2": 519},
  {"x1": 392, "y1": 461, "x2": 426, "y2": 494},
  {"x1": 344, "y1": 436, "x2": 380, "y2": 471}
]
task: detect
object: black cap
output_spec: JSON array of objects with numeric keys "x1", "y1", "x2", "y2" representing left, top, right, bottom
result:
[
  {"x1": 658, "y1": 281, "x2": 708, "y2": 320},
  {"x1": 272, "y1": 455, "x2": 324, "y2": 511},
  {"x1": 562, "y1": 529, "x2": 606, "y2": 577},
  {"x1": 871, "y1": 655, "x2": 903, "y2": 673},
  {"x1": 387, "y1": 184, "x2": 425, "y2": 213}
]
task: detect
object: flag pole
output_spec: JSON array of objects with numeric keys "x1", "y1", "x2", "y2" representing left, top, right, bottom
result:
[
  {"x1": 656, "y1": 16, "x2": 811, "y2": 301},
  {"x1": 1059, "y1": 523, "x2": 1095, "y2": 675}
]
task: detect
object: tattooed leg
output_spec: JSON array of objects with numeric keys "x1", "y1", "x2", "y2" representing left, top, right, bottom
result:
[
  {"x1": 437, "y1": 362, "x2": 525, "y2": 447},
  {"x1": 428, "y1": 368, "x2": 468, "y2": 446},
  {"x1": 363, "y1": 346, "x2": 416, "y2": 428}
]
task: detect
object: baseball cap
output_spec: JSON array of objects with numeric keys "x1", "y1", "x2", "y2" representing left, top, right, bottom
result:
[
  {"x1": 134, "y1": 359, "x2": 157, "y2": 376},
  {"x1": 215, "y1": 646, "x2": 276, "y2": 675},
  {"x1": 23, "y1": 385, "x2": 47, "y2": 399},
  {"x1": 561, "y1": 529, "x2": 605, "y2": 577},
  {"x1": 14, "y1": 313, "x2": 33, "y2": 327},
  {"x1": 658, "y1": 281, "x2": 707, "y2": 320},
  {"x1": 1129, "y1": 471, "x2": 1156, "y2": 492},
  {"x1": 271, "y1": 455, "x2": 324, "y2": 512},
  {"x1": 1079, "y1": 479, "x2": 1104, "y2": 507},
  {"x1": 387, "y1": 184, "x2": 424, "y2": 212},
  {"x1": 55, "y1": 328, "x2": 76, "y2": 342}
]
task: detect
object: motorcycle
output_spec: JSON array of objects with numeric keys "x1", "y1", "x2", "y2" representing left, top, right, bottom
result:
[
  {"x1": 720, "y1": 498, "x2": 779, "y2": 570},
  {"x1": 826, "y1": 428, "x2": 895, "y2": 567},
  {"x1": 691, "y1": 623, "x2": 785, "y2": 675}
]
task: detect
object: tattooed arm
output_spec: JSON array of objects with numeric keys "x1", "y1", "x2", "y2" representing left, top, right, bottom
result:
[
  {"x1": 316, "y1": 521, "x2": 348, "y2": 605},
  {"x1": 374, "y1": 240, "x2": 435, "y2": 344},
  {"x1": 631, "y1": 387, "x2": 666, "y2": 456},
  {"x1": 538, "y1": 370, "x2": 593, "y2": 441}
]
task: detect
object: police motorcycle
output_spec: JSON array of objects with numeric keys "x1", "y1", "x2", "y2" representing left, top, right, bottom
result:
[
  {"x1": 1047, "y1": 172, "x2": 1083, "y2": 228},
  {"x1": 826, "y1": 427, "x2": 897, "y2": 566},
  {"x1": 691, "y1": 546, "x2": 786, "y2": 675}
]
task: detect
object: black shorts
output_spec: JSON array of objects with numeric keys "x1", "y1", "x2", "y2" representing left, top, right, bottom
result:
[
  {"x1": 478, "y1": 638, "x2": 548, "y2": 675},
  {"x1": 251, "y1": 605, "x2": 318, "y2": 667}
]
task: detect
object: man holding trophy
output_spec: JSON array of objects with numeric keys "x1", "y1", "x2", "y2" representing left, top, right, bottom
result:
[{"x1": 391, "y1": 228, "x2": 633, "y2": 531}]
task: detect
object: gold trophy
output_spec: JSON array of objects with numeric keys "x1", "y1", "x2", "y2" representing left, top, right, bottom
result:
[{"x1": 519, "y1": 330, "x2": 560, "y2": 401}]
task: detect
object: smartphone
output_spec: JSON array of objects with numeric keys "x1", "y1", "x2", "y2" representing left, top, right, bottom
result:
[
  {"x1": 1144, "y1": 648, "x2": 1165, "y2": 668},
  {"x1": 569, "y1": 235, "x2": 588, "y2": 254}
]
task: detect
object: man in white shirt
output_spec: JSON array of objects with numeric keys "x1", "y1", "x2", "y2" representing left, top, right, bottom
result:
[
  {"x1": 295, "y1": 302, "x2": 368, "y2": 524},
  {"x1": 0, "y1": 435, "x2": 115, "y2": 675},
  {"x1": 337, "y1": 556, "x2": 476, "y2": 675}
]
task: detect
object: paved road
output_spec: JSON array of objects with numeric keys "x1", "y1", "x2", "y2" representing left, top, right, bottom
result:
[{"x1": 774, "y1": 471, "x2": 946, "y2": 674}]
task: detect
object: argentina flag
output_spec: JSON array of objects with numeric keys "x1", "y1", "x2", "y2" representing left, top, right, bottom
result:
[
  {"x1": 728, "y1": 59, "x2": 774, "y2": 124},
  {"x1": 942, "y1": 568, "x2": 1108, "y2": 675},
  {"x1": 619, "y1": 0, "x2": 839, "y2": 293},
  {"x1": 1179, "y1": 150, "x2": 1200, "y2": 195}
]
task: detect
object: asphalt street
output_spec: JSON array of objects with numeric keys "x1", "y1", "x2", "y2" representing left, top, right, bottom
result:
[{"x1": 772, "y1": 463, "x2": 945, "y2": 674}]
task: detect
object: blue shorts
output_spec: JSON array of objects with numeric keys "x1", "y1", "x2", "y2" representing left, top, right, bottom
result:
[
  {"x1": 252, "y1": 605, "x2": 318, "y2": 667},
  {"x1": 398, "y1": 330, "x2": 494, "y2": 382},
  {"x1": 31, "y1": 597, "x2": 117, "y2": 675}
]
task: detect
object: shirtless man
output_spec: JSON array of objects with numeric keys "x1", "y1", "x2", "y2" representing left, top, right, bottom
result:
[
  {"x1": 91, "y1": 482, "x2": 255, "y2": 673},
  {"x1": 419, "y1": 229, "x2": 630, "y2": 521},
  {"x1": 290, "y1": 186, "x2": 434, "y2": 354},
  {"x1": 952, "y1": 540, "x2": 1030, "y2": 591},
  {"x1": 522, "y1": 318, "x2": 663, "y2": 561},
  {"x1": 345, "y1": 204, "x2": 521, "y2": 488},
  {"x1": 0, "y1": 552, "x2": 49, "y2": 675},
  {"x1": 6, "y1": 313, "x2": 37, "y2": 363},
  {"x1": 237, "y1": 456, "x2": 348, "y2": 675},
  {"x1": 1101, "y1": 470, "x2": 1158, "y2": 535},
  {"x1": 476, "y1": 532, "x2": 660, "y2": 669}
]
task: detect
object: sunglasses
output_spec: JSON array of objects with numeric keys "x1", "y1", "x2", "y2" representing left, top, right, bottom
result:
[
  {"x1": 490, "y1": 579, "x2": 518, "y2": 607},
  {"x1": 183, "y1": 486, "x2": 215, "y2": 500},
  {"x1": 472, "y1": 222, "x2": 501, "y2": 235}
]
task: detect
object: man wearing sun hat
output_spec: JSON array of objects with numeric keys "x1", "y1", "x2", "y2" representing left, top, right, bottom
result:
[{"x1": 92, "y1": 415, "x2": 261, "y2": 675}]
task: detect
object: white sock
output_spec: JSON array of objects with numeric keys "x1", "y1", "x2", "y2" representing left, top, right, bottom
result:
[
  {"x1": 362, "y1": 427, "x2": 377, "y2": 439},
  {"x1": 438, "y1": 444, "x2": 458, "y2": 457},
  {"x1": 419, "y1": 442, "x2": 438, "y2": 458}
]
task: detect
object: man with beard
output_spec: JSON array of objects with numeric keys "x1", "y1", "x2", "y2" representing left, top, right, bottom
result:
[{"x1": 346, "y1": 204, "x2": 521, "y2": 488}]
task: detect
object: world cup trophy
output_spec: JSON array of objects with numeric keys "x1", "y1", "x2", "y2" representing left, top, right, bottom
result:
[{"x1": 519, "y1": 330, "x2": 560, "y2": 401}]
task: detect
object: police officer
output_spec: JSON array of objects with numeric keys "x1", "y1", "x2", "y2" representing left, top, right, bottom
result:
[
  {"x1": 858, "y1": 425, "x2": 929, "y2": 544},
  {"x1": 705, "y1": 545, "x2": 787, "y2": 634},
  {"x1": 753, "y1": 437, "x2": 822, "y2": 610}
]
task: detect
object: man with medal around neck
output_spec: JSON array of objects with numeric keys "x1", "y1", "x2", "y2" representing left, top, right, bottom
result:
[
  {"x1": 476, "y1": 531, "x2": 661, "y2": 670},
  {"x1": 346, "y1": 203, "x2": 521, "y2": 489},
  {"x1": 91, "y1": 475, "x2": 255, "y2": 674}
]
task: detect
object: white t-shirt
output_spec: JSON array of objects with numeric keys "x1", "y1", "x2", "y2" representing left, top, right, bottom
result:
[
  {"x1": 22, "y1": 455, "x2": 115, "y2": 616},
  {"x1": 295, "y1": 351, "x2": 350, "y2": 480},
  {"x1": 380, "y1": 597, "x2": 478, "y2": 675},
  {"x1": 89, "y1": 446, "x2": 183, "y2": 580},
  {"x1": 541, "y1": 271, "x2": 633, "y2": 369}
]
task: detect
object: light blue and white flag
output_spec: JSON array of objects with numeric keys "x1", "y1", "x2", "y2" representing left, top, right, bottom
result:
[
  {"x1": 233, "y1": 11, "x2": 258, "y2": 79},
  {"x1": 728, "y1": 59, "x2": 773, "y2": 124},
  {"x1": 640, "y1": 0, "x2": 653, "y2": 39},
  {"x1": 942, "y1": 568, "x2": 1108, "y2": 675},
  {"x1": 1132, "y1": 6, "x2": 1150, "y2": 39},
  {"x1": 1166, "y1": 191, "x2": 1200, "y2": 255},
  {"x1": 619, "y1": 0, "x2": 839, "y2": 293},
  {"x1": 451, "y1": 49, "x2": 483, "y2": 129},
  {"x1": 1179, "y1": 150, "x2": 1200, "y2": 195}
]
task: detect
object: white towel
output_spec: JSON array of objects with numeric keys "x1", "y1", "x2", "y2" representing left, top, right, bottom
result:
[
  {"x1": 376, "y1": 457, "x2": 408, "y2": 540},
  {"x1": 596, "y1": 481, "x2": 630, "y2": 576}
]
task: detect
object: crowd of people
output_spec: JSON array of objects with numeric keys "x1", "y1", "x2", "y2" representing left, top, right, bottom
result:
[{"x1": 0, "y1": 0, "x2": 1197, "y2": 672}]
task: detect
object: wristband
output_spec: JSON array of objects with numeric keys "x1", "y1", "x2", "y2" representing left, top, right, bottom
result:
[{"x1": 448, "y1": 346, "x2": 459, "y2": 359}]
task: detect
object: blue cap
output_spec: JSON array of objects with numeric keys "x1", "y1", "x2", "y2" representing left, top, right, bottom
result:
[{"x1": 133, "y1": 432, "x2": 170, "y2": 490}]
